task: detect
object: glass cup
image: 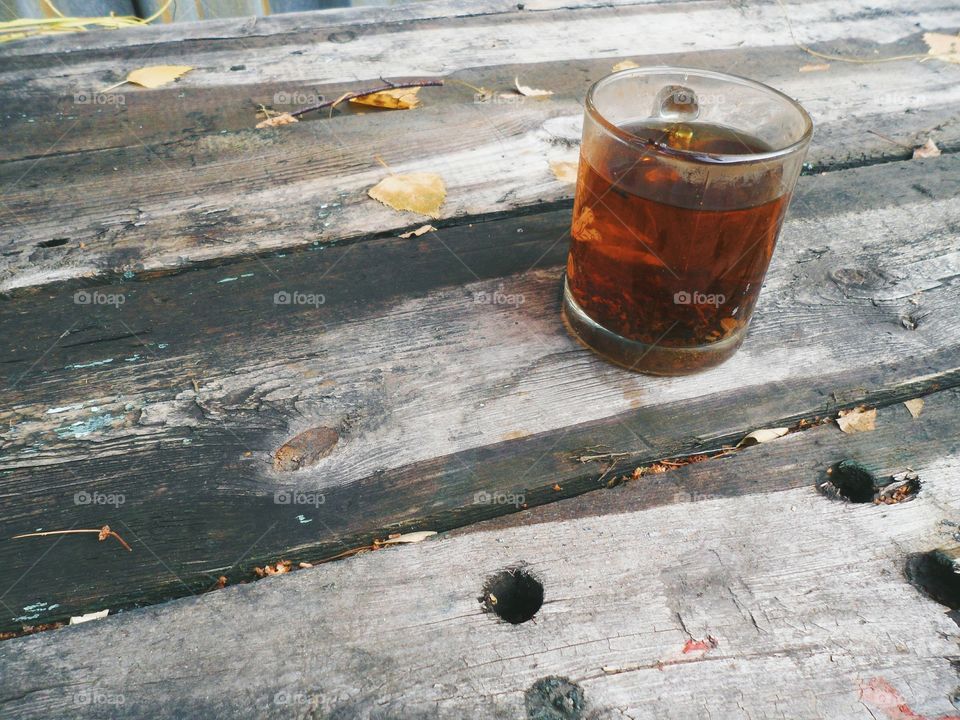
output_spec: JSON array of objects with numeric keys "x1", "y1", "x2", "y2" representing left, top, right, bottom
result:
[{"x1": 562, "y1": 67, "x2": 812, "y2": 375}]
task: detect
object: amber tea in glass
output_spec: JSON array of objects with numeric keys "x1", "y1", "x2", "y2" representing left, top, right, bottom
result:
[{"x1": 563, "y1": 68, "x2": 812, "y2": 374}]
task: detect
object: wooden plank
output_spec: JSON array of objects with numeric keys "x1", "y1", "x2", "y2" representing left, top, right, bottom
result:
[
  {"x1": 1, "y1": 390, "x2": 958, "y2": 719},
  {"x1": 2, "y1": 0, "x2": 959, "y2": 290},
  {"x1": 0, "y1": 154, "x2": 958, "y2": 630}
]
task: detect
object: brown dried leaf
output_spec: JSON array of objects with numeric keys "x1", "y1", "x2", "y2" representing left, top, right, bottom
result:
[
  {"x1": 350, "y1": 86, "x2": 421, "y2": 110},
  {"x1": 368, "y1": 173, "x2": 446, "y2": 218},
  {"x1": 913, "y1": 138, "x2": 941, "y2": 159},
  {"x1": 514, "y1": 77, "x2": 553, "y2": 97},
  {"x1": 256, "y1": 112, "x2": 299, "y2": 129},
  {"x1": 398, "y1": 224, "x2": 437, "y2": 238},
  {"x1": 612, "y1": 60, "x2": 640, "y2": 72},
  {"x1": 836, "y1": 407, "x2": 877, "y2": 434},
  {"x1": 381, "y1": 531, "x2": 437, "y2": 545},
  {"x1": 738, "y1": 427, "x2": 789, "y2": 447},
  {"x1": 903, "y1": 398, "x2": 924, "y2": 419},
  {"x1": 549, "y1": 160, "x2": 578, "y2": 184},
  {"x1": 924, "y1": 32, "x2": 960, "y2": 64}
]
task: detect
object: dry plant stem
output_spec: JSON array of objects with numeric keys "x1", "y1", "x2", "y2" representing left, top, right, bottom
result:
[
  {"x1": 290, "y1": 80, "x2": 444, "y2": 118},
  {"x1": 12, "y1": 527, "x2": 133, "y2": 552}
]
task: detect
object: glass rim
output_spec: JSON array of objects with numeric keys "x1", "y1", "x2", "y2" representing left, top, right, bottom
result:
[{"x1": 585, "y1": 65, "x2": 814, "y2": 165}]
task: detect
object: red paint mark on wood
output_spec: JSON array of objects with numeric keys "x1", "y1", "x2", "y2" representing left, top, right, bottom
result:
[
  {"x1": 681, "y1": 636, "x2": 718, "y2": 653},
  {"x1": 859, "y1": 677, "x2": 960, "y2": 720}
]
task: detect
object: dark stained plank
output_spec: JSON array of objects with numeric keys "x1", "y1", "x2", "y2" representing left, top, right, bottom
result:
[
  {"x1": 1, "y1": 387, "x2": 958, "y2": 718},
  {"x1": 0, "y1": 154, "x2": 958, "y2": 631}
]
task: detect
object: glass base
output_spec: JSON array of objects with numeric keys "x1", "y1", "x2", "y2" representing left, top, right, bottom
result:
[{"x1": 561, "y1": 277, "x2": 747, "y2": 375}]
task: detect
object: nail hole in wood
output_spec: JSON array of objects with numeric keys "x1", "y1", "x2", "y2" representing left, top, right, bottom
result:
[
  {"x1": 480, "y1": 566, "x2": 544, "y2": 624},
  {"x1": 818, "y1": 461, "x2": 920, "y2": 504},
  {"x1": 819, "y1": 460, "x2": 876, "y2": 502},
  {"x1": 905, "y1": 551, "x2": 960, "y2": 624}
]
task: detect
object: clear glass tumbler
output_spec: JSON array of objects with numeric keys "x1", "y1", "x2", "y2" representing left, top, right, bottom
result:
[{"x1": 562, "y1": 67, "x2": 812, "y2": 374}]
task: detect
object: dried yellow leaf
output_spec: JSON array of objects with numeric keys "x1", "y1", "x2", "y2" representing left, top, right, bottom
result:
[
  {"x1": 549, "y1": 160, "x2": 578, "y2": 184},
  {"x1": 350, "y1": 87, "x2": 421, "y2": 110},
  {"x1": 913, "y1": 138, "x2": 941, "y2": 159},
  {"x1": 514, "y1": 77, "x2": 553, "y2": 98},
  {"x1": 836, "y1": 407, "x2": 877, "y2": 434},
  {"x1": 368, "y1": 173, "x2": 446, "y2": 218},
  {"x1": 398, "y1": 224, "x2": 437, "y2": 238},
  {"x1": 799, "y1": 63, "x2": 830, "y2": 73},
  {"x1": 903, "y1": 398, "x2": 924, "y2": 418},
  {"x1": 612, "y1": 60, "x2": 640, "y2": 72},
  {"x1": 256, "y1": 112, "x2": 299, "y2": 129},
  {"x1": 924, "y1": 32, "x2": 960, "y2": 64},
  {"x1": 126, "y1": 65, "x2": 193, "y2": 89}
]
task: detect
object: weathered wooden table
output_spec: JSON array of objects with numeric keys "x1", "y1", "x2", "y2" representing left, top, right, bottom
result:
[{"x1": 1, "y1": 0, "x2": 960, "y2": 717}]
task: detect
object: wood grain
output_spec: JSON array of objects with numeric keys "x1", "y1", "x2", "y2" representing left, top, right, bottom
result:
[
  {"x1": 1, "y1": 389, "x2": 958, "y2": 719},
  {"x1": 2, "y1": 0, "x2": 959, "y2": 290},
  {"x1": 0, "y1": 155, "x2": 957, "y2": 630}
]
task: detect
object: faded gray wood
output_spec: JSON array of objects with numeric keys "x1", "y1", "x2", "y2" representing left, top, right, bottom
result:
[
  {"x1": 1, "y1": 155, "x2": 958, "y2": 627},
  {"x1": 2, "y1": 0, "x2": 959, "y2": 290},
  {"x1": 1, "y1": 390, "x2": 958, "y2": 719}
]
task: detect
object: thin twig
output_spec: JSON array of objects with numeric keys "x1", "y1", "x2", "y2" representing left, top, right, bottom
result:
[
  {"x1": 290, "y1": 79, "x2": 444, "y2": 118},
  {"x1": 867, "y1": 129, "x2": 914, "y2": 150},
  {"x1": 13, "y1": 525, "x2": 132, "y2": 552}
]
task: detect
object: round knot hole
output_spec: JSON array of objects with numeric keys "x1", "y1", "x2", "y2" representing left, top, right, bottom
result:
[{"x1": 480, "y1": 566, "x2": 544, "y2": 624}]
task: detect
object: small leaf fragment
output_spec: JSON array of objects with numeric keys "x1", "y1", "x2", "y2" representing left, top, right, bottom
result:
[
  {"x1": 549, "y1": 160, "x2": 578, "y2": 184},
  {"x1": 924, "y1": 32, "x2": 960, "y2": 64},
  {"x1": 912, "y1": 138, "x2": 941, "y2": 159},
  {"x1": 381, "y1": 531, "x2": 437, "y2": 545},
  {"x1": 368, "y1": 173, "x2": 446, "y2": 218},
  {"x1": 903, "y1": 398, "x2": 924, "y2": 418},
  {"x1": 70, "y1": 609, "x2": 109, "y2": 625},
  {"x1": 612, "y1": 59, "x2": 640, "y2": 72},
  {"x1": 399, "y1": 224, "x2": 437, "y2": 238},
  {"x1": 126, "y1": 65, "x2": 193, "y2": 89},
  {"x1": 514, "y1": 77, "x2": 553, "y2": 97},
  {"x1": 256, "y1": 112, "x2": 299, "y2": 129},
  {"x1": 738, "y1": 427, "x2": 789, "y2": 447},
  {"x1": 836, "y1": 407, "x2": 877, "y2": 434},
  {"x1": 799, "y1": 63, "x2": 830, "y2": 72},
  {"x1": 350, "y1": 86, "x2": 421, "y2": 110}
]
